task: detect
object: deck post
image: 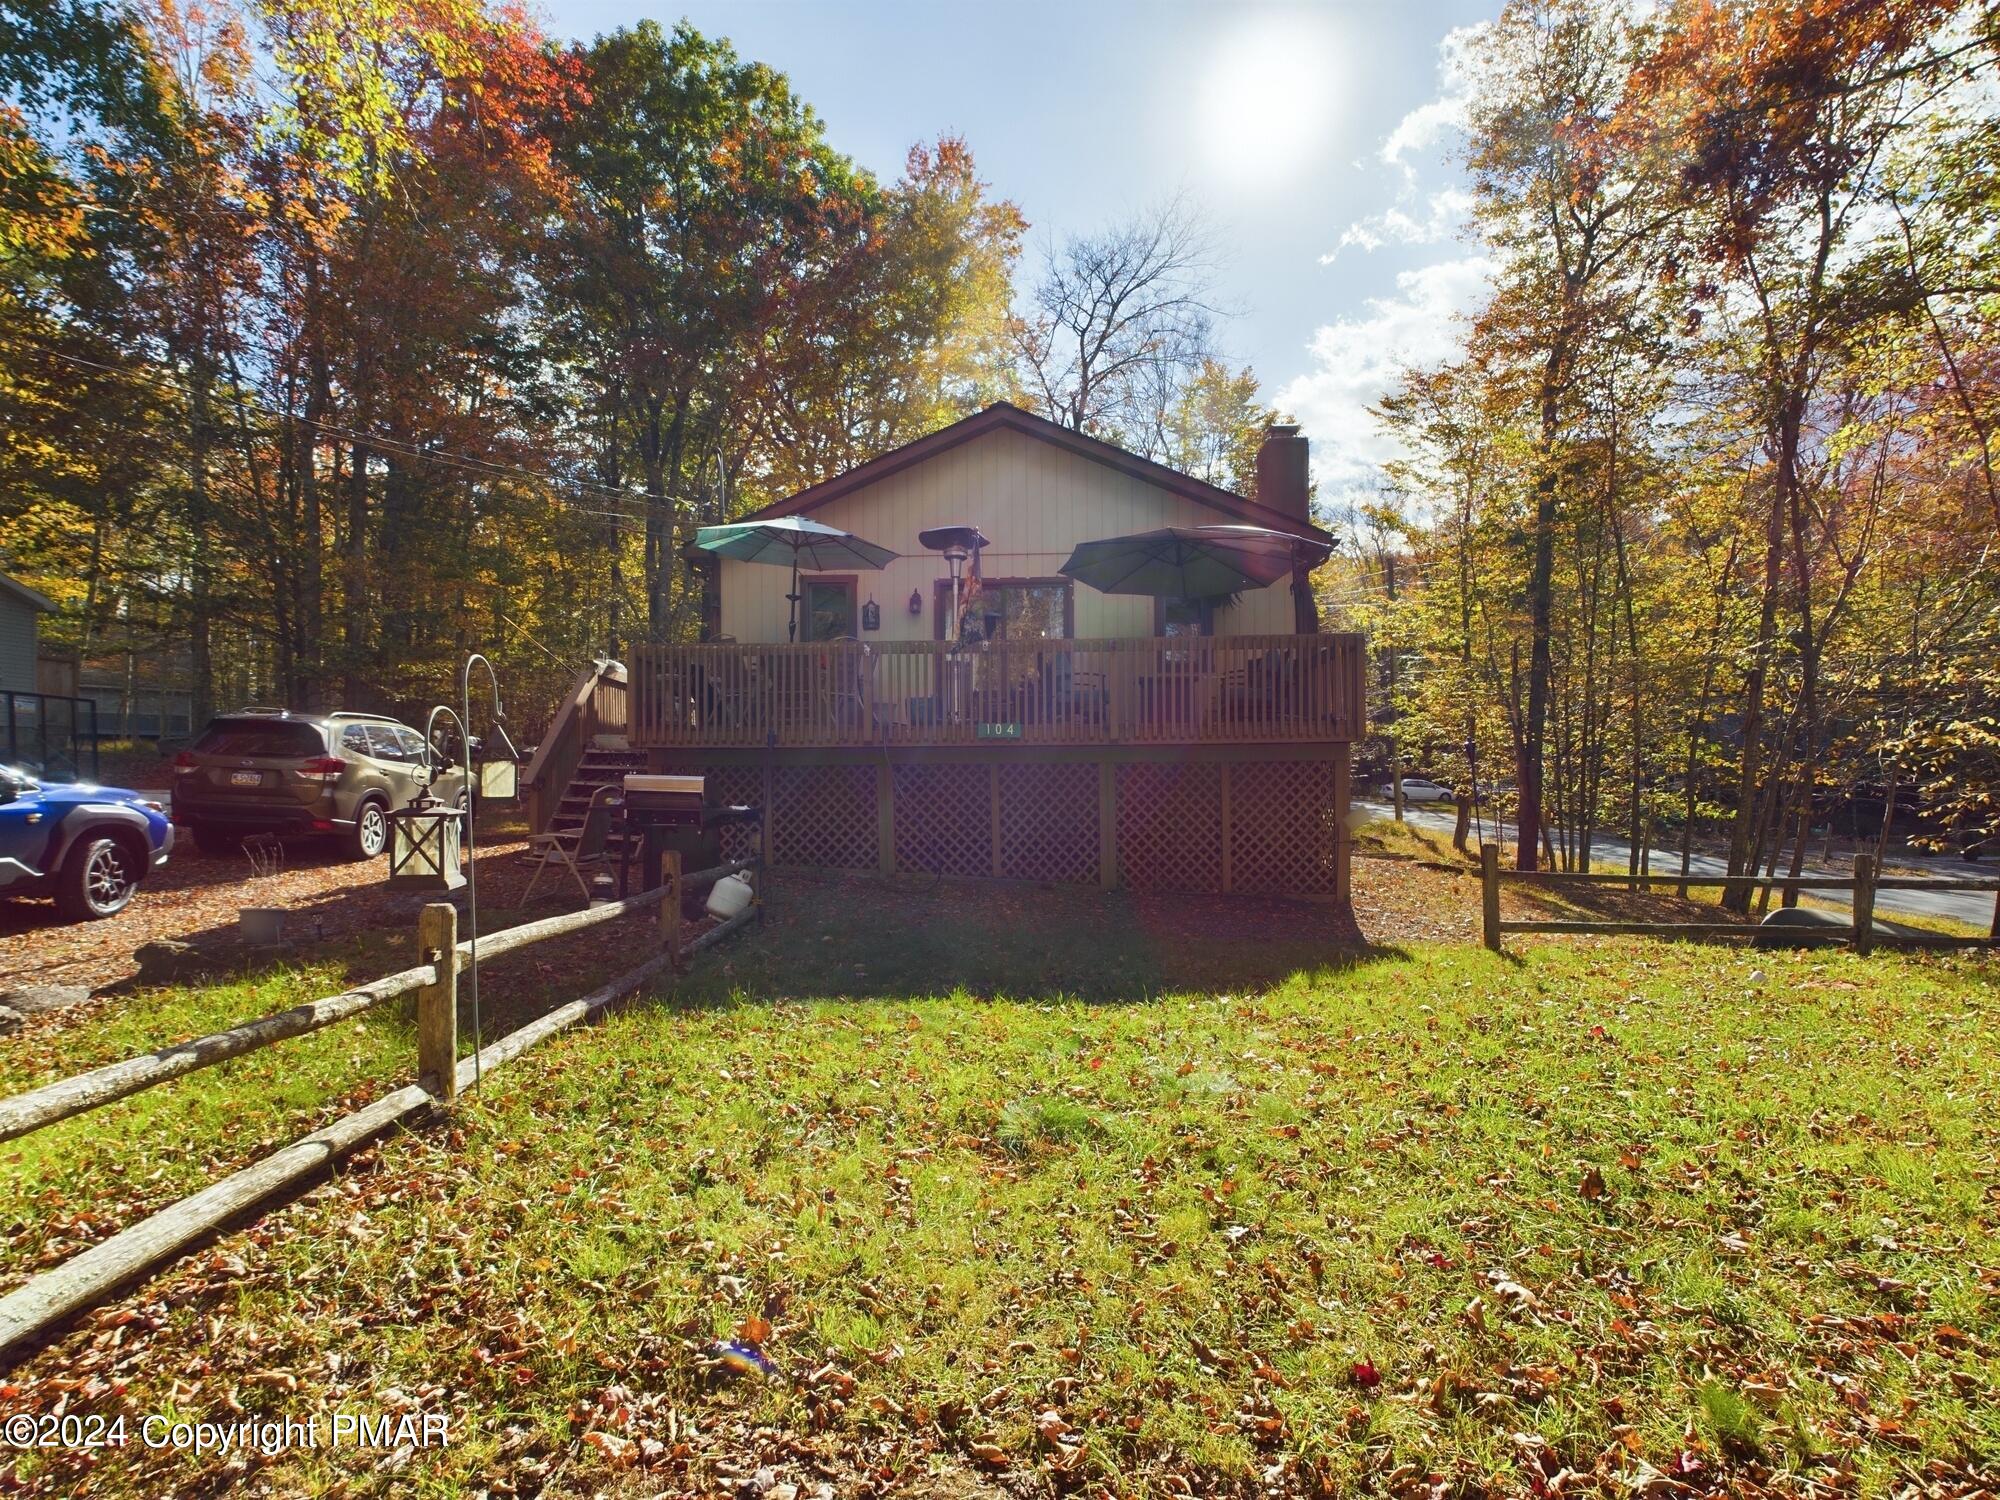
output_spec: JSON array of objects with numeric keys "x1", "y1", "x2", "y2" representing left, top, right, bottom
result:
[
  {"x1": 415, "y1": 903, "x2": 458, "y2": 1104},
  {"x1": 1480, "y1": 843, "x2": 1502, "y2": 953},
  {"x1": 990, "y1": 764, "x2": 1003, "y2": 878},
  {"x1": 1852, "y1": 853, "x2": 1876, "y2": 956},
  {"x1": 1098, "y1": 760, "x2": 1118, "y2": 888},
  {"x1": 877, "y1": 762, "x2": 895, "y2": 876},
  {"x1": 661, "y1": 850, "x2": 682, "y2": 962},
  {"x1": 1219, "y1": 762, "x2": 1233, "y2": 893}
]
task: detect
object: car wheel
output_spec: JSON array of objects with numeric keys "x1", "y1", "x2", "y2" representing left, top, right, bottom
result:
[
  {"x1": 191, "y1": 823, "x2": 239, "y2": 857},
  {"x1": 55, "y1": 834, "x2": 142, "y2": 921},
  {"x1": 345, "y1": 800, "x2": 389, "y2": 861}
]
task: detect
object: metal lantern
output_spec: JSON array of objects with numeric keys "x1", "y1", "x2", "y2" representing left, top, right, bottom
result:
[
  {"x1": 386, "y1": 797, "x2": 465, "y2": 891},
  {"x1": 475, "y1": 722, "x2": 522, "y2": 804},
  {"x1": 907, "y1": 588, "x2": 923, "y2": 616},
  {"x1": 478, "y1": 757, "x2": 518, "y2": 802},
  {"x1": 861, "y1": 597, "x2": 881, "y2": 632}
]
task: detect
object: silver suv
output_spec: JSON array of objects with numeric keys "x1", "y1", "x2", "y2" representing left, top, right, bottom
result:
[{"x1": 171, "y1": 710, "x2": 467, "y2": 860}]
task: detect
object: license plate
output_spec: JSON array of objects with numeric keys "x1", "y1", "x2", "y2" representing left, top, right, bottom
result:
[{"x1": 230, "y1": 770, "x2": 263, "y2": 787}]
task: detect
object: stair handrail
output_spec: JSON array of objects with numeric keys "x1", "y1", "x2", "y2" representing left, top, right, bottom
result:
[{"x1": 522, "y1": 658, "x2": 626, "y2": 833}]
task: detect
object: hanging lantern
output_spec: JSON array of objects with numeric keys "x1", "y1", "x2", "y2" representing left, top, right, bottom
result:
[
  {"x1": 907, "y1": 589, "x2": 923, "y2": 617},
  {"x1": 386, "y1": 797, "x2": 465, "y2": 891},
  {"x1": 861, "y1": 597, "x2": 881, "y2": 632},
  {"x1": 475, "y1": 723, "x2": 522, "y2": 804}
]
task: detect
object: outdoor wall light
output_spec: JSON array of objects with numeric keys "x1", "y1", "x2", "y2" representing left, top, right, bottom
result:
[
  {"x1": 908, "y1": 589, "x2": 923, "y2": 616},
  {"x1": 861, "y1": 598, "x2": 881, "y2": 632}
]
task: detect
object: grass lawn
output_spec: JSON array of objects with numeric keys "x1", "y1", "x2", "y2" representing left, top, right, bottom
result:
[{"x1": 1, "y1": 866, "x2": 1996, "y2": 1498}]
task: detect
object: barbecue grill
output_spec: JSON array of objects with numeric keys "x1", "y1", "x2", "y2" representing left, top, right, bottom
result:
[{"x1": 616, "y1": 773, "x2": 761, "y2": 906}]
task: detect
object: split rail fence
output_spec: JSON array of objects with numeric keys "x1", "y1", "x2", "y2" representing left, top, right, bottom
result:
[
  {"x1": 0, "y1": 849, "x2": 761, "y2": 1362},
  {"x1": 1480, "y1": 845, "x2": 2000, "y2": 954}
]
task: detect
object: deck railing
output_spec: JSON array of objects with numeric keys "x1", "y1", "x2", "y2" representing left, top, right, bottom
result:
[{"x1": 630, "y1": 634, "x2": 1365, "y2": 749}]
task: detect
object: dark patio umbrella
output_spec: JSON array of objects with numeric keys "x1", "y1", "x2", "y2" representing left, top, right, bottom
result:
[
  {"x1": 693, "y1": 517, "x2": 899, "y2": 641},
  {"x1": 1059, "y1": 524, "x2": 1331, "y2": 601}
]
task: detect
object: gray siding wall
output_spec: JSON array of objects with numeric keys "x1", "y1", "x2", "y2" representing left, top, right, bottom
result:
[{"x1": 0, "y1": 592, "x2": 38, "y2": 694}]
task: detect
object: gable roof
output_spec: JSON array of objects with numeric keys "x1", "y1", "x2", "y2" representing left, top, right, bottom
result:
[
  {"x1": 738, "y1": 402, "x2": 1336, "y2": 545},
  {"x1": 0, "y1": 571, "x2": 53, "y2": 614}
]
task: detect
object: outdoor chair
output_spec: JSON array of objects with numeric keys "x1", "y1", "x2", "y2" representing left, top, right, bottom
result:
[
  {"x1": 828, "y1": 643, "x2": 893, "y2": 740},
  {"x1": 519, "y1": 785, "x2": 617, "y2": 906}
]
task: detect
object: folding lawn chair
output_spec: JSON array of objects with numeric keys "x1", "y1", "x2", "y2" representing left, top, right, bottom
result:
[{"x1": 519, "y1": 785, "x2": 617, "y2": 906}]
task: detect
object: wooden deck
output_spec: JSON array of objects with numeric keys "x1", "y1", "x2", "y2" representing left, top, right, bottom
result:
[{"x1": 629, "y1": 635, "x2": 1365, "y2": 750}]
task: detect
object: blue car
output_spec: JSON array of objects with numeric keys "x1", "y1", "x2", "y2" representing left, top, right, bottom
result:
[{"x1": 0, "y1": 765, "x2": 174, "y2": 920}]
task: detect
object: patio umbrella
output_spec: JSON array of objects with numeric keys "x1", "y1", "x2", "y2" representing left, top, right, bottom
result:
[
  {"x1": 693, "y1": 517, "x2": 899, "y2": 642},
  {"x1": 1059, "y1": 524, "x2": 1331, "y2": 601}
]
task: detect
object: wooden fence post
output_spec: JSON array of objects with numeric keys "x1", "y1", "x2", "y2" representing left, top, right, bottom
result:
[
  {"x1": 416, "y1": 903, "x2": 458, "y2": 1104},
  {"x1": 1991, "y1": 884, "x2": 1999, "y2": 943},
  {"x1": 753, "y1": 856, "x2": 766, "y2": 924},
  {"x1": 661, "y1": 849, "x2": 682, "y2": 963},
  {"x1": 1480, "y1": 843, "x2": 1502, "y2": 953},
  {"x1": 1852, "y1": 853, "x2": 1876, "y2": 957}
]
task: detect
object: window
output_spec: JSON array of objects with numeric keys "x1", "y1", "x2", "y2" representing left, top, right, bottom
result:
[
  {"x1": 939, "y1": 579, "x2": 1072, "y2": 642},
  {"x1": 1157, "y1": 596, "x2": 1216, "y2": 638},
  {"x1": 193, "y1": 719, "x2": 326, "y2": 758},
  {"x1": 339, "y1": 725, "x2": 374, "y2": 756},
  {"x1": 802, "y1": 576, "x2": 858, "y2": 641},
  {"x1": 361, "y1": 725, "x2": 413, "y2": 762}
]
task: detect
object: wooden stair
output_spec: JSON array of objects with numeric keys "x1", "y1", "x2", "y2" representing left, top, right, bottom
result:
[{"x1": 546, "y1": 746, "x2": 648, "y2": 855}]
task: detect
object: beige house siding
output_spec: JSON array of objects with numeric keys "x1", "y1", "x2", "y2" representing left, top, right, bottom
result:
[{"x1": 718, "y1": 425, "x2": 1297, "y2": 643}]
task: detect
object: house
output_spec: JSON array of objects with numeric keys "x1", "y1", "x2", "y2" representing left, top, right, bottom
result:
[
  {"x1": 527, "y1": 403, "x2": 1366, "y2": 903},
  {"x1": 0, "y1": 571, "x2": 53, "y2": 695}
]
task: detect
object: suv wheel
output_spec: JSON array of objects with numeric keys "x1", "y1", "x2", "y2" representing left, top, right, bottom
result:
[
  {"x1": 346, "y1": 799, "x2": 389, "y2": 861},
  {"x1": 55, "y1": 834, "x2": 141, "y2": 921}
]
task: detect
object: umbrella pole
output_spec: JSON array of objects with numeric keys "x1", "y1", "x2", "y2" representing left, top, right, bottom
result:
[{"x1": 787, "y1": 550, "x2": 800, "y2": 643}]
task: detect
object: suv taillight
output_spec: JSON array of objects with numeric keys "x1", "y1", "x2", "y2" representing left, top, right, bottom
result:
[
  {"x1": 173, "y1": 750, "x2": 198, "y2": 774},
  {"x1": 298, "y1": 755, "x2": 347, "y2": 782}
]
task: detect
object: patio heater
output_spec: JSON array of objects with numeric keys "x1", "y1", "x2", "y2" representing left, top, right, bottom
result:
[
  {"x1": 919, "y1": 526, "x2": 988, "y2": 723},
  {"x1": 918, "y1": 525, "x2": 988, "y2": 644}
]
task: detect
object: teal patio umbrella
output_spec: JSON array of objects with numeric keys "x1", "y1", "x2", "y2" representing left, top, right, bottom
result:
[
  {"x1": 1059, "y1": 524, "x2": 1330, "y2": 601},
  {"x1": 693, "y1": 517, "x2": 899, "y2": 641}
]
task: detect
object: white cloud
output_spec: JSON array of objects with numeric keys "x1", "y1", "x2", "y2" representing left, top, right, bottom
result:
[
  {"x1": 1322, "y1": 188, "x2": 1474, "y2": 263},
  {"x1": 1381, "y1": 96, "x2": 1467, "y2": 169},
  {"x1": 1278, "y1": 255, "x2": 1494, "y2": 500},
  {"x1": 1323, "y1": 22, "x2": 1488, "y2": 262}
]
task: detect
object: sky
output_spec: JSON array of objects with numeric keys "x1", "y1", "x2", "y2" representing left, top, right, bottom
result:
[{"x1": 548, "y1": 0, "x2": 1500, "y2": 498}]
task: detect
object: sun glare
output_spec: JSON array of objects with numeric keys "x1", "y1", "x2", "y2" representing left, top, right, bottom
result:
[{"x1": 1196, "y1": 12, "x2": 1345, "y2": 193}]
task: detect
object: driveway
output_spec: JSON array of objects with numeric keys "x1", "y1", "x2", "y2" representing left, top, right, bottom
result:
[{"x1": 1357, "y1": 799, "x2": 1999, "y2": 929}]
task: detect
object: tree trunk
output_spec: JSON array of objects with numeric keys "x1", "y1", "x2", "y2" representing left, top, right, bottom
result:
[
  {"x1": 1517, "y1": 356, "x2": 1564, "y2": 872},
  {"x1": 1722, "y1": 451, "x2": 1791, "y2": 912}
]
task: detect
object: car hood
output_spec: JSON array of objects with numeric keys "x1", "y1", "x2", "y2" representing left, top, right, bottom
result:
[{"x1": 23, "y1": 780, "x2": 165, "y2": 809}]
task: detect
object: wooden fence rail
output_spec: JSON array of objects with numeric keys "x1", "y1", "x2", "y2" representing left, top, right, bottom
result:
[
  {"x1": 0, "y1": 852, "x2": 764, "y2": 1361},
  {"x1": 1480, "y1": 845, "x2": 2000, "y2": 955},
  {"x1": 0, "y1": 875, "x2": 692, "y2": 1145}
]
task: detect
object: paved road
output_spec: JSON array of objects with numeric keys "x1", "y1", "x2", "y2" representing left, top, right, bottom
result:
[{"x1": 1356, "y1": 798, "x2": 1999, "y2": 929}]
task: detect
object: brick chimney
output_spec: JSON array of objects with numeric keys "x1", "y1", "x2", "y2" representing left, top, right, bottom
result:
[{"x1": 1255, "y1": 422, "x2": 1310, "y2": 524}]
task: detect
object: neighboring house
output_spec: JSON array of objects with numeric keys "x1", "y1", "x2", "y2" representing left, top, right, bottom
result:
[
  {"x1": 532, "y1": 402, "x2": 1367, "y2": 903},
  {"x1": 0, "y1": 571, "x2": 53, "y2": 696}
]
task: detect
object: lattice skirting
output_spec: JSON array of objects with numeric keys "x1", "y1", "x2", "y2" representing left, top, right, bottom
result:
[
  {"x1": 997, "y1": 762, "x2": 1099, "y2": 884},
  {"x1": 770, "y1": 763, "x2": 878, "y2": 871},
  {"x1": 654, "y1": 754, "x2": 1347, "y2": 899},
  {"x1": 893, "y1": 764, "x2": 991, "y2": 879},
  {"x1": 1228, "y1": 760, "x2": 1340, "y2": 895},
  {"x1": 1117, "y1": 762, "x2": 1225, "y2": 892}
]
